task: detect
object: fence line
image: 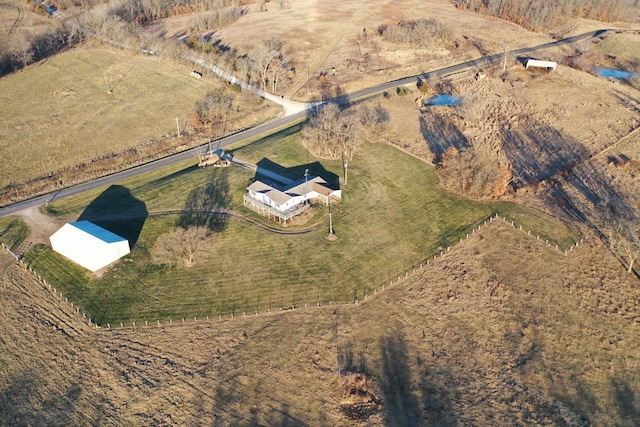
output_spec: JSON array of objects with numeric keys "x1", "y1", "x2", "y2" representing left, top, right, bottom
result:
[
  {"x1": 4, "y1": 213, "x2": 586, "y2": 331},
  {"x1": 1, "y1": 241, "x2": 99, "y2": 329}
]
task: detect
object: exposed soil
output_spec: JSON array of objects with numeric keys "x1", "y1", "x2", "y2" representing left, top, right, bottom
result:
[{"x1": 12, "y1": 207, "x2": 65, "y2": 245}]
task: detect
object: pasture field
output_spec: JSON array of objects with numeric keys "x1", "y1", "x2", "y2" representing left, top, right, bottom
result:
[
  {"x1": 25, "y1": 130, "x2": 580, "y2": 325},
  {"x1": 3, "y1": 219, "x2": 638, "y2": 426},
  {"x1": 0, "y1": 217, "x2": 28, "y2": 249},
  {"x1": 0, "y1": 46, "x2": 275, "y2": 204}
]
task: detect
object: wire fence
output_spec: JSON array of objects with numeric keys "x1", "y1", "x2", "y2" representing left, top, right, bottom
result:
[{"x1": 1, "y1": 213, "x2": 588, "y2": 331}]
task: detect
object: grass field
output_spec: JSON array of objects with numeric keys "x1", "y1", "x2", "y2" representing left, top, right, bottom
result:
[
  {"x1": 0, "y1": 47, "x2": 214, "y2": 190},
  {"x1": 0, "y1": 43, "x2": 282, "y2": 205},
  {"x1": 27, "y1": 130, "x2": 581, "y2": 325},
  {"x1": 3, "y1": 221, "x2": 637, "y2": 426},
  {"x1": 0, "y1": 218, "x2": 29, "y2": 250}
]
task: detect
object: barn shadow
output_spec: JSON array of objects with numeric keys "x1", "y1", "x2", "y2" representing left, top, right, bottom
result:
[
  {"x1": 77, "y1": 185, "x2": 147, "y2": 248},
  {"x1": 254, "y1": 158, "x2": 340, "y2": 190}
]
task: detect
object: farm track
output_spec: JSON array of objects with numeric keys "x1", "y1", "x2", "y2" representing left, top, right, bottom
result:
[
  {"x1": 590, "y1": 124, "x2": 640, "y2": 162},
  {"x1": 0, "y1": 2, "x2": 22, "y2": 35},
  {"x1": 78, "y1": 209, "x2": 323, "y2": 235},
  {"x1": 8, "y1": 4, "x2": 22, "y2": 35}
]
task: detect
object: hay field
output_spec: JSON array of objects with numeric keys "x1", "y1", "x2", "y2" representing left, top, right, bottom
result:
[{"x1": 0, "y1": 47, "x2": 210, "y2": 190}]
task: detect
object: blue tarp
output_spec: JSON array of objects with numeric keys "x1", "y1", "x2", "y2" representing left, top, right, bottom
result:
[{"x1": 424, "y1": 94, "x2": 461, "y2": 106}]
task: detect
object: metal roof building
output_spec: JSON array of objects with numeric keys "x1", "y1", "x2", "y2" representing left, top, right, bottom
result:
[{"x1": 49, "y1": 221, "x2": 130, "y2": 272}]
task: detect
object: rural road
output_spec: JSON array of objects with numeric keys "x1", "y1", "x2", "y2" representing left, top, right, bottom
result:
[{"x1": 0, "y1": 29, "x2": 614, "y2": 217}]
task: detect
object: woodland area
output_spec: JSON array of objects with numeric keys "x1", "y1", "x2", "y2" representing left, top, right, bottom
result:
[{"x1": 453, "y1": 0, "x2": 638, "y2": 31}]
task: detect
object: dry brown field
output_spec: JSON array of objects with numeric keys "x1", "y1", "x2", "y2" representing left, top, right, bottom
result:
[
  {"x1": 2, "y1": 0, "x2": 640, "y2": 424},
  {"x1": 0, "y1": 0, "x2": 53, "y2": 39},
  {"x1": 0, "y1": 45, "x2": 278, "y2": 204},
  {"x1": 1, "y1": 221, "x2": 639, "y2": 425}
]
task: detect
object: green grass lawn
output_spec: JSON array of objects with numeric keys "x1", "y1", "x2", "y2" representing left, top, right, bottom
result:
[
  {"x1": 29, "y1": 130, "x2": 581, "y2": 325},
  {"x1": 0, "y1": 217, "x2": 29, "y2": 250}
]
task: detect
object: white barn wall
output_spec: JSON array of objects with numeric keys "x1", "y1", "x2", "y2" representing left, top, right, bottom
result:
[{"x1": 50, "y1": 222, "x2": 130, "y2": 272}]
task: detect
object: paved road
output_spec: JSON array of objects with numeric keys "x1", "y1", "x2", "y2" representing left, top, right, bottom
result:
[
  {"x1": 0, "y1": 29, "x2": 614, "y2": 217},
  {"x1": 343, "y1": 29, "x2": 611, "y2": 104}
]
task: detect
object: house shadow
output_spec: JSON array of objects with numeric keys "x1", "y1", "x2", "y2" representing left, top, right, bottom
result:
[
  {"x1": 77, "y1": 185, "x2": 148, "y2": 248},
  {"x1": 254, "y1": 158, "x2": 340, "y2": 190}
]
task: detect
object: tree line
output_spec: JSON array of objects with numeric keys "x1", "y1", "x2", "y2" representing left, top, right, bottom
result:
[
  {"x1": 0, "y1": 26, "x2": 84, "y2": 77},
  {"x1": 377, "y1": 19, "x2": 455, "y2": 48},
  {"x1": 453, "y1": 0, "x2": 638, "y2": 30}
]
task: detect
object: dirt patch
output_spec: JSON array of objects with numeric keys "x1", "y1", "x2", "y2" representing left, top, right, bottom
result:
[
  {"x1": 13, "y1": 206, "x2": 65, "y2": 245},
  {"x1": 340, "y1": 373, "x2": 380, "y2": 420}
]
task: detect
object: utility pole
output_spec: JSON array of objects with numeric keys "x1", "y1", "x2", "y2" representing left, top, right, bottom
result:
[
  {"x1": 175, "y1": 117, "x2": 180, "y2": 137},
  {"x1": 304, "y1": 168, "x2": 309, "y2": 204},
  {"x1": 502, "y1": 46, "x2": 509, "y2": 72},
  {"x1": 343, "y1": 161, "x2": 348, "y2": 186},
  {"x1": 328, "y1": 196, "x2": 334, "y2": 235}
]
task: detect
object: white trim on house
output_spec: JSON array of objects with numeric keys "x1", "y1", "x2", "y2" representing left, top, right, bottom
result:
[{"x1": 245, "y1": 176, "x2": 341, "y2": 223}]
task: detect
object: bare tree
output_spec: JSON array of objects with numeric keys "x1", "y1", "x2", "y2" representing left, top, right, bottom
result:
[
  {"x1": 151, "y1": 226, "x2": 210, "y2": 268},
  {"x1": 453, "y1": 0, "x2": 636, "y2": 30},
  {"x1": 619, "y1": 228, "x2": 640, "y2": 274},
  {"x1": 438, "y1": 146, "x2": 511, "y2": 198},
  {"x1": 302, "y1": 104, "x2": 356, "y2": 160},
  {"x1": 357, "y1": 102, "x2": 390, "y2": 141},
  {"x1": 605, "y1": 222, "x2": 640, "y2": 274},
  {"x1": 194, "y1": 88, "x2": 235, "y2": 129},
  {"x1": 248, "y1": 39, "x2": 282, "y2": 90}
]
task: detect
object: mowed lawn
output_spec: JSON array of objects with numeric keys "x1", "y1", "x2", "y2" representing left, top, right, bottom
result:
[
  {"x1": 0, "y1": 47, "x2": 210, "y2": 189},
  {"x1": 25, "y1": 132, "x2": 580, "y2": 325}
]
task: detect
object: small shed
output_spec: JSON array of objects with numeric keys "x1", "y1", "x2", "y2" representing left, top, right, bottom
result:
[{"x1": 49, "y1": 221, "x2": 130, "y2": 272}]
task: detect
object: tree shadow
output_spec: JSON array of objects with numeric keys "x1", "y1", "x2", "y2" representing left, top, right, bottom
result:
[
  {"x1": 0, "y1": 369, "x2": 86, "y2": 426},
  {"x1": 178, "y1": 168, "x2": 231, "y2": 232},
  {"x1": 501, "y1": 124, "x2": 589, "y2": 186},
  {"x1": 612, "y1": 377, "x2": 640, "y2": 425},
  {"x1": 77, "y1": 185, "x2": 148, "y2": 248},
  {"x1": 500, "y1": 122, "x2": 637, "y2": 227},
  {"x1": 548, "y1": 161, "x2": 637, "y2": 225},
  {"x1": 378, "y1": 331, "x2": 421, "y2": 427},
  {"x1": 264, "y1": 402, "x2": 309, "y2": 427},
  {"x1": 417, "y1": 364, "x2": 457, "y2": 427},
  {"x1": 420, "y1": 110, "x2": 470, "y2": 163},
  {"x1": 338, "y1": 341, "x2": 369, "y2": 376}
]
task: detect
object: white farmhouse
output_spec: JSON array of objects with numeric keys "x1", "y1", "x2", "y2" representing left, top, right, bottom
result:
[
  {"x1": 49, "y1": 221, "x2": 130, "y2": 272},
  {"x1": 244, "y1": 176, "x2": 341, "y2": 224}
]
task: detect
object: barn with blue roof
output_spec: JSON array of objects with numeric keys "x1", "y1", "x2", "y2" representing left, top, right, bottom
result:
[{"x1": 49, "y1": 221, "x2": 130, "y2": 272}]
